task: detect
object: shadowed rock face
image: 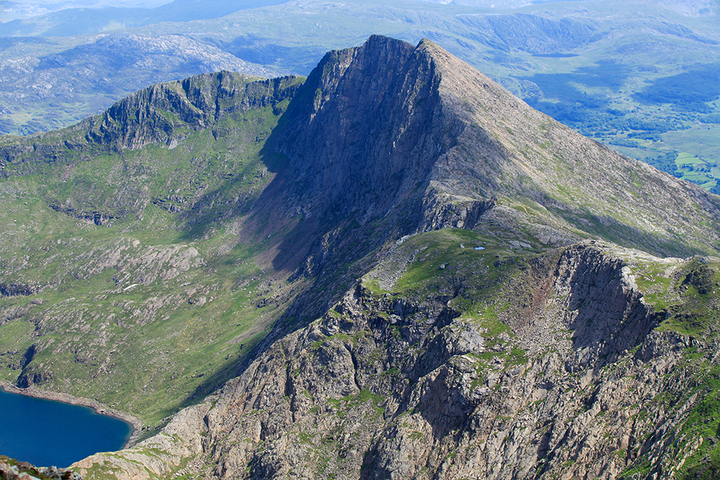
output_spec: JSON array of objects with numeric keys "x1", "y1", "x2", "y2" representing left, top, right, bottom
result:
[
  {"x1": 273, "y1": 35, "x2": 445, "y2": 224},
  {"x1": 553, "y1": 244, "x2": 659, "y2": 370},
  {"x1": 261, "y1": 35, "x2": 720, "y2": 259}
]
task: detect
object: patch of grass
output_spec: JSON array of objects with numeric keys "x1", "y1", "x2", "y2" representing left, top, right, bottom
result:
[
  {"x1": 654, "y1": 258, "x2": 720, "y2": 338},
  {"x1": 507, "y1": 347, "x2": 528, "y2": 366}
]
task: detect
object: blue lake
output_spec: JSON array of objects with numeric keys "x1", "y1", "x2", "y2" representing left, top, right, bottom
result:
[{"x1": 0, "y1": 388, "x2": 132, "y2": 468}]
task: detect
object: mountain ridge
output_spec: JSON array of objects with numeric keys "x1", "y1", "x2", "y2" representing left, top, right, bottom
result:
[
  {"x1": 3, "y1": 1, "x2": 720, "y2": 198},
  {"x1": 1, "y1": 35, "x2": 720, "y2": 478},
  {"x1": 258, "y1": 35, "x2": 720, "y2": 260}
]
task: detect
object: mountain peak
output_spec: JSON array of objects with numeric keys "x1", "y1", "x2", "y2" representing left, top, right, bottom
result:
[
  {"x1": 269, "y1": 35, "x2": 440, "y2": 222},
  {"x1": 3, "y1": 34, "x2": 718, "y2": 262},
  {"x1": 262, "y1": 35, "x2": 720, "y2": 259}
]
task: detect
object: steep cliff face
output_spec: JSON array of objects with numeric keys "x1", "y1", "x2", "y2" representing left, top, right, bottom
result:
[
  {"x1": 83, "y1": 71, "x2": 300, "y2": 150},
  {"x1": 76, "y1": 238, "x2": 720, "y2": 479},
  {"x1": 270, "y1": 35, "x2": 445, "y2": 224}
]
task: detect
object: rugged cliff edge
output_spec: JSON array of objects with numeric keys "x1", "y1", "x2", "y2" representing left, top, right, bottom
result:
[
  {"x1": 75, "y1": 239, "x2": 720, "y2": 479},
  {"x1": 0, "y1": 456, "x2": 82, "y2": 480}
]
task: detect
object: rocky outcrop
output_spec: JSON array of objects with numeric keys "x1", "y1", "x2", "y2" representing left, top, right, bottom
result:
[
  {"x1": 75, "y1": 242, "x2": 718, "y2": 479},
  {"x1": 73, "y1": 404, "x2": 209, "y2": 480},
  {"x1": 0, "y1": 282, "x2": 37, "y2": 297},
  {"x1": 0, "y1": 456, "x2": 82, "y2": 480},
  {"x1": 48, "y1": 202, "x2": 118, "y2": 225},
  {"x1": 0, "y1": 72, "x2": 302, "y2": 174},
  {"x1": 421, "y1": 190, "x2": 496, "y2": 232},
  {"x1": 82, "y1": 72, "x2": 300, "y2": 151},
  {"x1": 551, "y1": 243, "x2": 659, "y2": 370}
]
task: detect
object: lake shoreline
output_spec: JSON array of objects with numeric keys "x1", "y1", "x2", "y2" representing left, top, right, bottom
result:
[{"x1": 0, "y1": 382, "x2": 142, "y2": 448}]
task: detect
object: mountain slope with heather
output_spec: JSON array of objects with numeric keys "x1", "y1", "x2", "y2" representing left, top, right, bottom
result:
[{"x1": 2, "y1": 35, "x2": 720, "y2": 479}]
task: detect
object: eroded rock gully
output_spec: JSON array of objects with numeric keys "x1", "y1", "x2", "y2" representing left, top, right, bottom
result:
[{"x1": 76, "y1": 243, "x2": 705, "y2": 479}]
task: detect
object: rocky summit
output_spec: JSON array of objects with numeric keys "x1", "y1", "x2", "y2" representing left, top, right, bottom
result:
[{"x1": 2, "y1": 35, "x2": 720, "y2": 479}]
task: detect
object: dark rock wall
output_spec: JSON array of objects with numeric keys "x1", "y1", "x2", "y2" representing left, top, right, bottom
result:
[{"x1": 274, "y1": 35, "x2": 447, "y2": 224}]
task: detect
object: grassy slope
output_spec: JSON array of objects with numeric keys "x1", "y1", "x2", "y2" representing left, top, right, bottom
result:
[
  {"x1": 0, "y1": 74, "x2": 307, "y2": 429},
  {"x1": 364, "y1": 229, "x2": 540, "y2": 365}
]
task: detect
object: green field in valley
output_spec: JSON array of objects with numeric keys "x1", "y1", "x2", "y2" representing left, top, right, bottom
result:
[{"x1": 664, "y1": 125, "x2": 720, "y2": 191}]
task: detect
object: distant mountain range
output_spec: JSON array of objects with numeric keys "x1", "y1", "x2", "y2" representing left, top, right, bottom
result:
[{"x1": 1, "y1": 0, "x2": 292, "y2": 35}]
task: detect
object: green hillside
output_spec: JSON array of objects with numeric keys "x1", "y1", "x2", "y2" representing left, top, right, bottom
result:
[{"x1": 0, "y1": 72, "x2": 306, "y2": 427}]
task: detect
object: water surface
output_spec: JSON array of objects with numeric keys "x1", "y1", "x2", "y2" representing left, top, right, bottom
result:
[{"x1": 0, "y1": 388, "x2": 132, "y2": 467}]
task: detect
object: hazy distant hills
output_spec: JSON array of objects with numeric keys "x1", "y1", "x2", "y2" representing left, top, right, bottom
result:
[
  {"x1": 1, "y1": 0, "x2": 719, "y2": 190},
  {"x1": 0, "y1": 0, "x2": 292, "y2": 36}
]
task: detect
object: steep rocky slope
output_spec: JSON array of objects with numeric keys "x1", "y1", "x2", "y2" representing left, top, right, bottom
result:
[
  {"x1": 0, "y1": 455, "x2": 81, "y2": 480},
  {"x1": 75, "y1": 235, "x2": 720, "y2": 479},
  {"x1": 2, "y1": 36, "x2": 720, "y2": 478},
  {"x1": 258, "y1": 35, "x2": 720, "y2": 259}
]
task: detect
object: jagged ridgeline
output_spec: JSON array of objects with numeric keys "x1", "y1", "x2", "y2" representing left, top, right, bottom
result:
[{"x1": 1, "y1": 35, "x2": 720, "y2": 479}]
